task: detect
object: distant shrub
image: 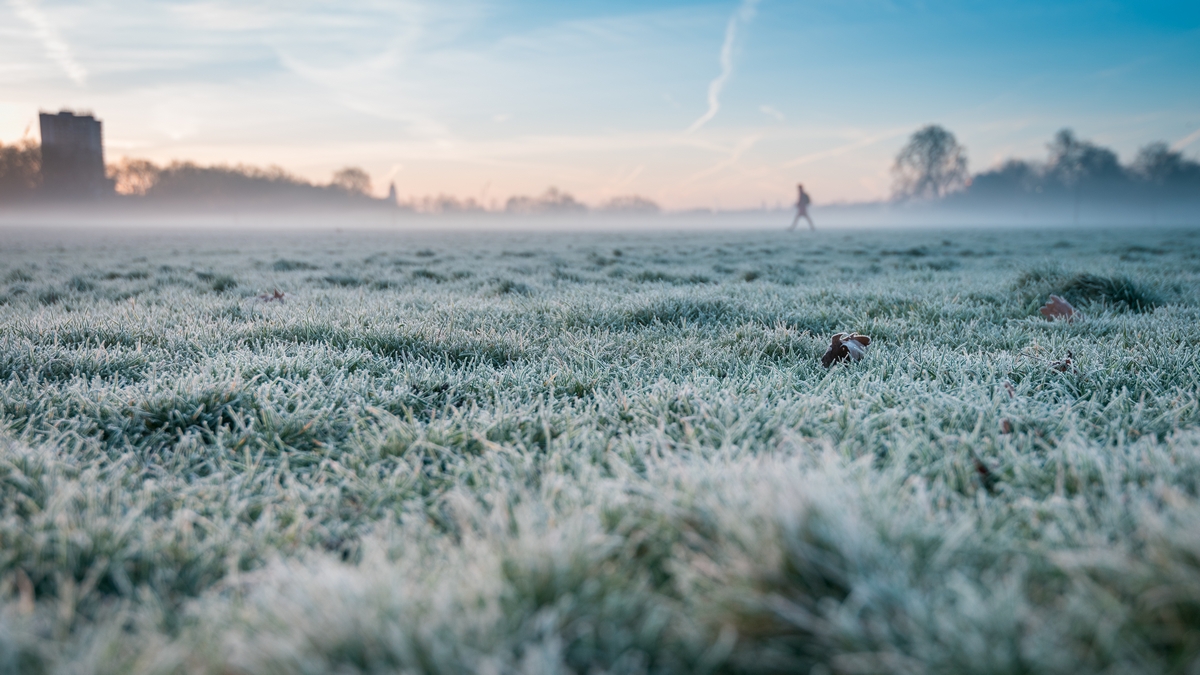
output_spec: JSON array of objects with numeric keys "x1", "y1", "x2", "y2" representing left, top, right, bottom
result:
[
  {"x1": 37, "y1": 288, "x2": 62, "y2": 305},
  {"x1": 597, "y1": 196, "x2": 661, "y2": 215},
  {"x1": 209, "y1": 275, "x2": 238, "y2": 293},
  {"x1": 632, "y1": 270, "x2": 677, "y2": 284},
  {"x1": 494, "y1": 279, "x2": 532, "y2": 296},
  {"x1": 553, "y1": 269, "x2": 584, "y2": 282},
  {"x1": 1015, "y1": 268, "x2": 1161, "y2": 313},
  {"x1": 926, "y1": 258, "x2": 960, "y2": 270},
  {"x1": 1059, "y1": 273, "x2": 1160, "y2": 311},
  {"x1": 504, "y1": 187, "x2": 587, "y2": 215},
  {"x1": 904, "y1": 258, "x2": 959, "y2": 271},
  {"x1": 412, "y1": 269, "x2": 448, "y2": 283},
  {"x1": 138, "y1": 386, "x2": 257, "y2": 446},
  {"x1": 67, "y1": 276, "x2": 95, "y2": 292},
  {"x1": 273, "y1": 259, "x2": 319, "y2": 271},
  {"x1": 742, "y1": 271, "x2": 761, "y2": 282},
  {"x1": 623, "y1": 298, "x2": 731, "y2": 327},
  {"x1": 882, "y1": 247, "x2": 929, "y2": 257},
  {"x1": 323, "y1": 275, "x2": 365, "y2": 287}
]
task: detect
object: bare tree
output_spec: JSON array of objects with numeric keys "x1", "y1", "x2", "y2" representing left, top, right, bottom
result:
[
  {"x1": 505, "y1": 187, "x2": 587, "y2": 215},
  {"x1": 891, "y1": 125, "x2": 968, "y2": 200},
  {"x1": 0, "y1": 139, "x2": 41, "y2": 201},
  {"x1": 1045, "y1": 129, "x2": 1121, "y2": 223},
  {"x1": 597, "y1": 195, "x2": 660, "y2": 215},
  {"x1": 107, "y1": 158, "x2": 160, "y2": 196},
  {"x1": 331, "y1": 167, "x2": 372, "y2": 196},
  {"x1": 1132, "y1": 142, "x2": 1191, "y2": 185}
]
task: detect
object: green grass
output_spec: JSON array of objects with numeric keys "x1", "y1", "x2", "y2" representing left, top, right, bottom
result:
[{"x1": 0, "y1": 225, "x2": 1199, "y2": 674}]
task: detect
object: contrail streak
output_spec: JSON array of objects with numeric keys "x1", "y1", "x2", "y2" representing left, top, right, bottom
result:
[
  {"x1": 1171, "y1": 127, "x2": 1200, "y2": 152},
  {"x1": 782, "y1": 127, "x2": 910, "y2": 168},
  {"x1": 10, "y1": 0, "x2": 87, "y2": 85},
  {"x1": 686, "y1": 0, "x2": 759, "y2": 134}
]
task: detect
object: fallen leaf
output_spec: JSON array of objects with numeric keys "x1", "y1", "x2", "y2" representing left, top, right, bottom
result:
[
  {"x1": 1000, "y1": 418, "x2": 1013, "y2": 434},
  {"x1": 1003, "y1": 382, "x2": 1016, "y2": 398},
  {"x1": 821, "y1": 332, "x2": 871, "y2": 368},
  {"x1": 1050, "y1": 351, "x2": 1075, "y2": 373},
  {"x1": 973, "y1": 458, "x2": 998, "y2": 493},
  {"x1": 15, "y1": 569, "x2": 33, "y2": 615},
  {"x1": 1039, "y1": 294, "x2": 1079, "y2": 322},
  {"x1": 258, "y1": 289, "x2": 285, "y2": 303}
]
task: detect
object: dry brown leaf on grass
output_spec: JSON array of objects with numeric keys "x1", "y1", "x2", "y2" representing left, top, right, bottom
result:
[
  {"x1": 1000, "y1": 418, "x2": 1013, "y2": 434},
  {"x1": 974, "y1": 458, "x2": 999, "y2": 492},
  {"x1": 821, "y1": 332, "x2": 871, "y2": 368},
  {"x1": 1039, "y1": 294, "x2": 1080, "y2": 321},
  {"x1": 258, "y1": 289, "x2": 285, "y2": 303},
  {"x1": 1050, "y1": 351, "x2": 1075, "y2": 373},
  {"x1": 968, "y1": 447, "x2": 1000, "y2": 492},
  {"x1": 15, "y1": 569, "x2": 34, "y2": 615}
]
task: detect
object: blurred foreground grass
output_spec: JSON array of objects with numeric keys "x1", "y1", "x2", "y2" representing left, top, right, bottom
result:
[{"x1": 1, "y1": 224, "x2": 1199, "y2": 674}]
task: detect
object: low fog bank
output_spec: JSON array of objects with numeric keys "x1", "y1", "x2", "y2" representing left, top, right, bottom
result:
[
  {"x1": 0, "y1": 200, "x2": 1193, "y2": 235},
  {"x1": 4, "y1": 124, "x2": 1195, "y2": 233}
]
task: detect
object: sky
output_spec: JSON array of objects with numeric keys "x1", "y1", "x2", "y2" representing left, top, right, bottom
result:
[{"x1": 1, "y1": 0, "x2": 1198, "y2": 208}]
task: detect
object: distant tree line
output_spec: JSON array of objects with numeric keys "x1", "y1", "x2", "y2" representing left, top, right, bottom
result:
[
  {"x1": 0, "y1": 141, "x2": 663, "y2": 215},
  {"x1": 0, "y1": 142, "x2": 391, "y2": 210},
  {"x1": 405, "y1": 189, "x2": 660, "y2": 216},
  {"x1": 892, "y1": 125, "x2": 1200, "y2": 213},
  {"x1": 400, "y1": 188, "x2": 660, "y2": 216},
  {"x1": 106, "y1": 159, "x2": 387, "y2": 209}
]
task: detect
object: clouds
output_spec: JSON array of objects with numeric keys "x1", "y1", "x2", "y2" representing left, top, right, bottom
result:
[
  {"x1": 9, "y1": 0, "x2": 86, "y2": 85},
  {"x1": 1, "y1": 0, "x2": 1197, "y2": 207},
  {"x1": 686, "y1": 0, "x2": 759, "y2": 133},
  {"x1": 759, "y1": 104, "x2": 784, "y2": 121},
  {"x1": 783, "y1": 128, "x2": 910, "y2": 168}
]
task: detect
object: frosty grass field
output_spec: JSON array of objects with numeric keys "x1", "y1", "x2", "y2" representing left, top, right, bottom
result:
[{"x1": 1, "y1": 223, "x2": 1199, "y2": 674}]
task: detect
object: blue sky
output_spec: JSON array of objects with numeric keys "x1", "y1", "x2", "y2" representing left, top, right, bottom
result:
[{"x1": 1, "y1": 0, "x2": 1197, "y2": 207}]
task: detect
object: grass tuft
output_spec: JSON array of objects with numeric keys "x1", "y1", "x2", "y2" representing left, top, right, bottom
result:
[
  {"x1": 1015, "y1": 267, "x2": 1161, "y2": 313},
  {"x1": 272, "y1": 259, "x2": 320, "y2": 271}
]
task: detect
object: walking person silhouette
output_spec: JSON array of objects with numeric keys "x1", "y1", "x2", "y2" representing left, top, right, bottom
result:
[{"x1": 788, "y1": 183, "x2": 814, "y2": 231}]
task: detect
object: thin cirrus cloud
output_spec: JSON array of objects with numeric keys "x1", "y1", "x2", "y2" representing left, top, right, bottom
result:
[
  {"x1": 686, "y1": 0, "x2": 759, "y2": 133},
  {"x1": 9, "y1": 0, "x2": 87, "y2": 85},
  {"x1": 759, "y1": 104, "x2": 784, "y2": 122}
]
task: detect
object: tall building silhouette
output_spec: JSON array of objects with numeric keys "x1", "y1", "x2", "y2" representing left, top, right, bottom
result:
[{"x1": 39, "y1": 111, "x2": 113, "y2": 199}]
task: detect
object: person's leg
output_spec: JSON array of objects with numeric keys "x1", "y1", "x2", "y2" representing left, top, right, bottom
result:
[
  {"x1": 788, "y1": 213, "x2": 799, "y2": 230},
  {"x1": 806, "y1": 214, "x2": 815, "y2": 231}
]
